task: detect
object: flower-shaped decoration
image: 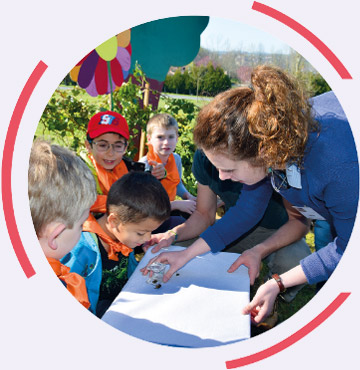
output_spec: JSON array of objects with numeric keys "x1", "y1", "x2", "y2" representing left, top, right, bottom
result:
[{"x1": 70, "y1": 30, "x2": 131, "y2": 97}]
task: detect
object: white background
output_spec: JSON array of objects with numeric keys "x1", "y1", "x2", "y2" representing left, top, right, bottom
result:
[{"x1": 1, "y1": 1, "x2": 359, "y2": 369}]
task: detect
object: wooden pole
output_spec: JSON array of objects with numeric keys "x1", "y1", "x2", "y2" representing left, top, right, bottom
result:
[{"x1": 139, "y1": 82, "x2": 150, "y2": 159}]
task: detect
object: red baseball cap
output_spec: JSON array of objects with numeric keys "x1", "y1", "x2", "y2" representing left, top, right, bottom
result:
[{"x1": 87, "y1": 111, "x2": 129, "y2": 140}]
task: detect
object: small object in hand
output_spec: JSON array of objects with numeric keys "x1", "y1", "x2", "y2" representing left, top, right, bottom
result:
[
  {"x1": 146, "y1": 262, "x2": 166, "y2": 286},
  {"x1": 154, "y1": 284, "x2": 162, "y2": 289},
  {"x1": 176, "y1": 273, "x2": 180, "y2": 276},
  {"x1": 147, "y1": 262, "x2": 167, "y2": 273}
]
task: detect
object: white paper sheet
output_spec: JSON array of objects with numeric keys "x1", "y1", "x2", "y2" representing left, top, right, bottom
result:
[{"x1": 102, "y1": 246, "x2": 250, "y2": 347}]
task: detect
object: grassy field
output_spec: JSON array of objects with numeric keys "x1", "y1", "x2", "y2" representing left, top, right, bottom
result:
[{"x1": 58, "y1": 86, "x2": 212, "y2": 109}]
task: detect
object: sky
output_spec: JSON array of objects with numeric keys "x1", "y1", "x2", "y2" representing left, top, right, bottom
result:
[{"x1": 200, "y1": 16, "x2": 291, "y2": 54}]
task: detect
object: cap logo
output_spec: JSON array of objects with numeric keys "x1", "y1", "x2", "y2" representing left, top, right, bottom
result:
[{"x1": 99, "y1": 114, "x2": 119, "y2": 126}]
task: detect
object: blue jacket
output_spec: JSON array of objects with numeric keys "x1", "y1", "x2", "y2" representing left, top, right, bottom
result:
[
  {"x1": 61, "y1": 232, "x2": 102, "y2": 314},
  {"x1": 61, "y1": 231, "x2": 139, "y2": 314},
  {"x1": 201, "y1": 91, "x2": 358, "y2": 284}
]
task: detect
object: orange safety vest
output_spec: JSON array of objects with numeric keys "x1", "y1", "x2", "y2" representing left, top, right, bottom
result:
[
  {"x1": 146, "y1": 144, "x2": 180, "y2": 201},
  {"x1": 47, "y1": 257, "x2": 90, "y2": 309},
  {"x1": 87, "y1": 154, "x2": 128, "y2": 213}
]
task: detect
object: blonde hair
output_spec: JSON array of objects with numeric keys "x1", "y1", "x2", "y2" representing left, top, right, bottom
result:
[
  {"x1": 28, "y1": 139, "x2": 97, "y2": 236},
  {"x1": 194, "y1": 65, "x2": 317, "y2": 169},
  {"x1": 146, "y1": 113, "x2": 178, "y2": 137}
]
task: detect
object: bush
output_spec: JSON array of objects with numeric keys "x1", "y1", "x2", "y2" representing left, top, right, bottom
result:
[
  {"x1": 37, "y1": 87, "x2": 106, "y2": 151},
  {"x1": 164, "y1": 62, "x2": 231, "y2": 97},
  {"x1": 37, "y1": 65, "x2": 200, "y2": 195},
  {"x1": 38, "y1": 64, "x2": 152, "y2": 159}
]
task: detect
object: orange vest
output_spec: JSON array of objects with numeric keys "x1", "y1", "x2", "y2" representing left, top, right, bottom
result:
[
  {"x1": 47, "y1": 258, "x2": 90, "y2": 309},
  {"x1": 146, "y1": 144, "x2": 180, "y2": 201},
  {"x1": 83, "y1": 214, "x2": 133, "y2": 261},
  {"x1": 88, "y1": 154, "x2": 128, "y2": 213}
]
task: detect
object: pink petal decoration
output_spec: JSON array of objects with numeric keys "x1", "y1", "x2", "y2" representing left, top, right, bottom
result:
[
  {"x1": 116, "y1": 47, "x2": 131, "y2": 71},
  {"x1": 85, "y1": 75, "x2": 99, "y2": 97}
]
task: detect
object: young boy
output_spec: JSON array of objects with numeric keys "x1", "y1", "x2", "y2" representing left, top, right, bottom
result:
[
  {"x1": 28, "y1": 139, "x2": 97, "y2": 309},
  {"x1": 62, "y1": 171, "x2": 171, "y2": 318},
  {"x1": 140, "y1": 113, "x2": 196, "y2": 219},
  {"x1": 82, "y1": 110, "x2": 144, "y2": 214}
]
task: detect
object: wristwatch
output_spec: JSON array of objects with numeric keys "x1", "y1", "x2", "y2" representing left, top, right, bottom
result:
[{"x1": 272, "y1": 273, "x2": 286, "y2": 293}]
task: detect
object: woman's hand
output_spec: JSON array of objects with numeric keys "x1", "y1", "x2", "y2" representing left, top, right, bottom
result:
[
  {"x1": 242, "y1": 279, "x2": 280, "y2": 324},
  {"x1": 141, "y1": 249, "x2": 191, "y2": 283},
  {"x1": 227, "y1": 248, "x2": 262, "y2": 285}
]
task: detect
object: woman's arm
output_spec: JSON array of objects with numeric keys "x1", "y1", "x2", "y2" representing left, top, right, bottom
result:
[
  {"x1": 242, "y1": 265, "x2": 307, "y2": 323},
  {"x1": 201, "y1": 177, "x2": 274, "y2": 253},
  {"x1": 228, "y1": 198, "x2": 310, "y2": 283},
  {"x1": 147, "y1": 183, "x2": 218, "y2": 253},
  {"x1": 141, "y1": 237, "x2": 211, "y2": 282}
]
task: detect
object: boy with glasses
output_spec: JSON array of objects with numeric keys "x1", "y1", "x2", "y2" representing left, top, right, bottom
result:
[{"x1": 83, "y1": 111, "x2": 147, "y2": 214}]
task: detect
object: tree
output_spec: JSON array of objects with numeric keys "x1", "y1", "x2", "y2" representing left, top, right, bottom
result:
[
  {"x1": 172, "y1": 69, "x2": 185, "y2": 94},
  {"x1": 308, "y1": 72, "x2": 331, "y2": 96},
  {"x1": 188, "y1": 63, "x2": 207, "y2": 98},
  {"x1": 183, "y1": 69, "x2": 194, "y2": 95},
  {"x1": 201, "y1": 63, "x2": 231, "y2": 96}
]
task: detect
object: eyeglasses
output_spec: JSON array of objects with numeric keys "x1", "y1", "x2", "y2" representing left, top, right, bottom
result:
[
  {"x1": 270, "y1": 169, "x2": 289, "y2": 192},
  {"x1": 91, "y1": 140, "x2": 127, "y2": 153}
]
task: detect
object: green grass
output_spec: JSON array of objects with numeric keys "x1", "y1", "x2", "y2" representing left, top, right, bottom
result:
[{"x1": 159, "y1": 91, "x2": 212, "y2": 109}]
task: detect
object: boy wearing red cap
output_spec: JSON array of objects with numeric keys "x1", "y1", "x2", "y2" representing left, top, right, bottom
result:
[{"x1": 83, "y1": 111, "x2": 145, "y2": 214}]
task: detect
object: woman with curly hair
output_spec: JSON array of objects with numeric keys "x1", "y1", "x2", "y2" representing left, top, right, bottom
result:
[{"x1": 142, "y1": 65, "x2": 358, "y2": 324}]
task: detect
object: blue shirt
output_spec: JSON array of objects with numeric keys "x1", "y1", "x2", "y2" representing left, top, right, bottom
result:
[{"x1": 201, "y1": 91, "x2": 358, "y2": 284}]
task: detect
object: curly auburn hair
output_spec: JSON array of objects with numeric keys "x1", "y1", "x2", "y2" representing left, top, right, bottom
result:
[{"x1": 193, "y1": 65, "x2": 318, "y2": 169}]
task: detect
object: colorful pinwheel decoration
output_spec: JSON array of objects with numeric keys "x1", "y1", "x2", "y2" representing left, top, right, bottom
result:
[{"x1": 70, "y1": 30, "x2": 131, "y2": 108}]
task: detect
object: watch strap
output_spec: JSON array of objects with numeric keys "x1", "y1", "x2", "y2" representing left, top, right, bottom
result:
[{"x1": 272, "y1": 273, "x2": 286, "y2": 293}]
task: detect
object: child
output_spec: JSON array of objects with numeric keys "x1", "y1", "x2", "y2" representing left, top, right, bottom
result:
[
  {"x1": 82, "y1": 110, "x2": 144, "y2": 214},
  {"x1": 62, "y1": 171, "x2": 171, "y2": 318},
  {"x1": 140, "y1": 113, "x2": 196, "y2": 222},
  {"x1": 28, "y1": 139, "x2": 97, "y2": 310}
]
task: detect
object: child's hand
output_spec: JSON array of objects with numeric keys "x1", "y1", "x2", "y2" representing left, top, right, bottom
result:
[
  {"x1": 217, "y1": 197, "x2": 225, "y2": 209},
  {"x1": 184, "y1": 192, "x2": 197, "y2": 202},
  {"x1": 142, "y1": 232, "x2": 174, "y2": 253},
  {"x1": 148, "y1": 160, "x2": 166, "y2": 180},
  {"x1": 172, "y1": 199, "x2": 196, "y2": 214}
]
